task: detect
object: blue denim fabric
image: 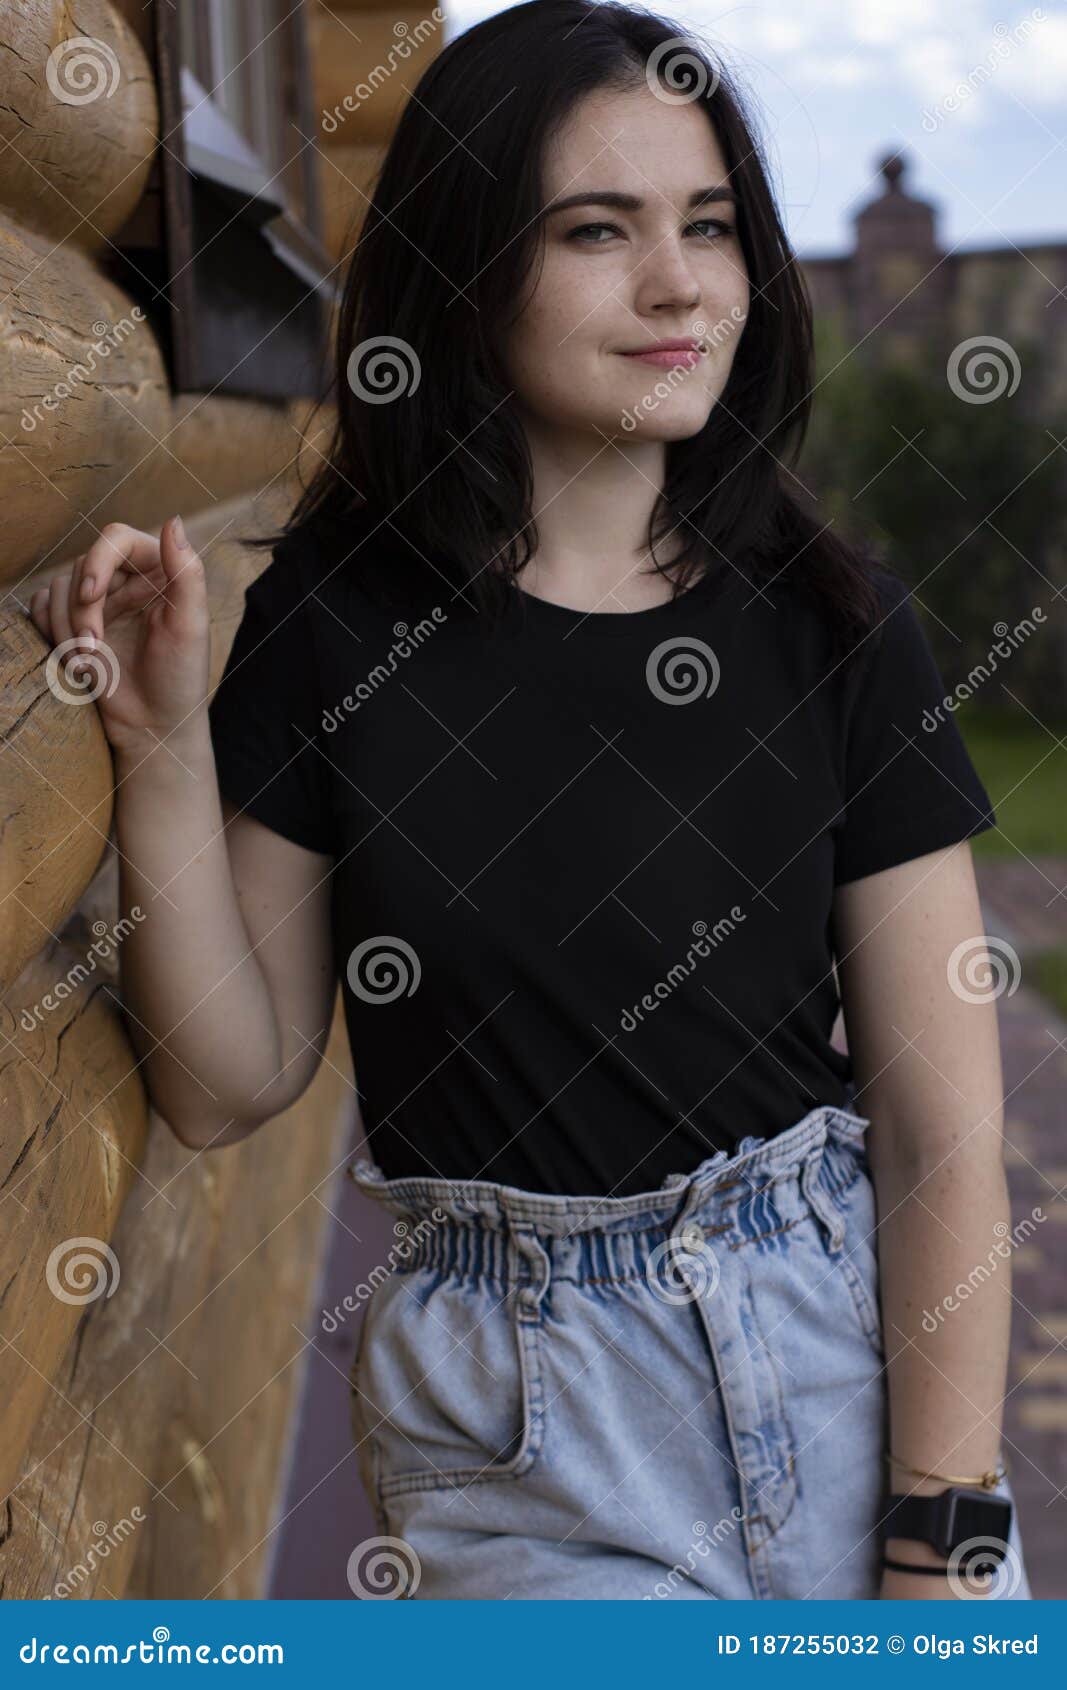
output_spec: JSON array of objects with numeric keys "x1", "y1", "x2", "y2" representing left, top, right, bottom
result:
[{"x1": 346, "y1": 1104, "x2": 1030, "y2": 1600}]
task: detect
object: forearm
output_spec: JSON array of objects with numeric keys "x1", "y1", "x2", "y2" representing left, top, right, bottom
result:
[
  {"x1": 869, "y1": 1119, "x2": 1013, "y2": 1564},
  {"x1": 113, "y1": 721, "x2": 286, "y2": 1143}
]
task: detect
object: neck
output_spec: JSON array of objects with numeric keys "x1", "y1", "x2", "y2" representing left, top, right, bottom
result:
[{"x1": 511, "y1": 411, "x2": 686, "y2": 609}]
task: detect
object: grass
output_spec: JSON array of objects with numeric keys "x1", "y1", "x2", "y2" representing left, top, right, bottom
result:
[
  {"x1": 958, "y1": 712, "x2": 1067, "y2": 859},
  {"x1": 1028, "y1": 948, "x2": 1067, "y2": 1022}
]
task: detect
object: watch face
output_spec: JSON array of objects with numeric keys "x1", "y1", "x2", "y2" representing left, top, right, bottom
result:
[{"x1": 946, "y1": 1492, "x2": 1012, "y2": 1564}]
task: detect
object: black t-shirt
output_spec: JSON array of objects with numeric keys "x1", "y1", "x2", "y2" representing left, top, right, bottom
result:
[{"x1": 208, "y1": 522, "x2": 995, "y2": 1196}]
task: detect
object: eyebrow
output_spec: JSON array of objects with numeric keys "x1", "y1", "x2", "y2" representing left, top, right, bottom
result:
[{"x1": 543, "y1": 186, "x2": 738, "y2": 217}]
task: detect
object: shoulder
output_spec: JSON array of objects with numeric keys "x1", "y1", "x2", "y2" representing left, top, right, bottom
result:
[
  {"x1": 257, "y1": 504, "x2": 442, "y2": 626},
  {"x1": 850, "y1": 566, "x2": 935, "y2": 689}
]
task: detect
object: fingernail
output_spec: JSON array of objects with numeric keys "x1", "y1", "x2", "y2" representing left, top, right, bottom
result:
[
  {"x1": 81, "y1": 576, "x2": 95, "y2": 601},
  {"x1": 172, "y1": 514, "x2": 188, "y2": 549}
]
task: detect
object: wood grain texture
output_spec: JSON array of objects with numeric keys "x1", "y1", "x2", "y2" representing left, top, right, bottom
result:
[
  {"x1": 1, "y1": 474, "x2": 357, "y2": 1596},
  {"x1": 0, "y1": 993, "x2": 355, "y2": 1600},
  {"x1": 0, "y1": 0, "x2": 157, "y2": 250},
  {"x1": 312, "y1": 5, "x2": 447, "y2": 144},
  {"x1": 0, "y1": 209, "x2": 316, "y2": 583}
]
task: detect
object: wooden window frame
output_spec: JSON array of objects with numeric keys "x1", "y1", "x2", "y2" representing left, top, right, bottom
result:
[{"x1": 154, "y1": 0, "x2": 338, "y2": 399}]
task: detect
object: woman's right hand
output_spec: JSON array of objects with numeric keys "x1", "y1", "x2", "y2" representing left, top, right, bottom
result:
[{"x1": 27, "y1": 517, "x2": 212, "y2": 759}]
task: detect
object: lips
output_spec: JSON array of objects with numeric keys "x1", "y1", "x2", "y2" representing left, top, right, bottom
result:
[{"x1": 619, "y1": 344, "x2": 704, "y2": 370}]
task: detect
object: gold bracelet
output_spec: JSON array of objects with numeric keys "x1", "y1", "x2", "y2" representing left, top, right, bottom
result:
[{"x1": 886, "y1": 1448, "x2": 1007, "y2": 1491}]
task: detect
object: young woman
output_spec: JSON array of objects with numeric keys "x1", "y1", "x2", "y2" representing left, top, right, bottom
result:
[{"x1": 31, "y1": 1, "x2": 1030, "y2": 1601}]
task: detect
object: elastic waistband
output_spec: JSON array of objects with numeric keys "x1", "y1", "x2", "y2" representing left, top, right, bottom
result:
[{"x1": 346, "y1": 1103, "x2": 871, "y2": 1242}]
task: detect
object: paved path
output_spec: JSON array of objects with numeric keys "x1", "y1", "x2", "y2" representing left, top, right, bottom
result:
[{"x1": 977, "y1": 860, "x2": 1067, "y2": 1600}]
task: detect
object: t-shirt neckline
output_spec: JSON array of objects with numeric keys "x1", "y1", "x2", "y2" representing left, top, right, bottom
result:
[{"x1": 507, "y1": 561, "x2": 737, "y2": 636}]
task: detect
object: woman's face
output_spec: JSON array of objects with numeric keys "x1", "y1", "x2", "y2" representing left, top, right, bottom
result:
[{"x1": 501, "y1": 81, "x2": 750, "y2": 445}]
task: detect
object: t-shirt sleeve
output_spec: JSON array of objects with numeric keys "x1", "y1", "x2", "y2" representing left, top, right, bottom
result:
[
  {"x1": 834, "y1": 572, "x2": 996, "y2": 884},
  {"x1": 208, "y1": 539, "x2": 336, "y2": 855}
]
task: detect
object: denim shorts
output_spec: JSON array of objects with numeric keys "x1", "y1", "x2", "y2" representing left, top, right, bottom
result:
[{"x1": 345, "y1": 1104, "x2": 1030, "y2": 1600}]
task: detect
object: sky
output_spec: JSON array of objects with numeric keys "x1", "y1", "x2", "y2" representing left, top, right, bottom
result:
[{"x1": 445, "y1": 0, "x2": 1067, "y2": 257}]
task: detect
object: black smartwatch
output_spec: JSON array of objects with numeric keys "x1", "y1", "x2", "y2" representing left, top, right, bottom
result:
[{"x1": 881, "y1": 1488, "x2": 1012, "y2": 1570}]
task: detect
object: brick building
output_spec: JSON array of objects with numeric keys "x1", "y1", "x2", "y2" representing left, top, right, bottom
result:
[{"x1": 800, "y1": 151, "x2": 1067, "y2": 416}]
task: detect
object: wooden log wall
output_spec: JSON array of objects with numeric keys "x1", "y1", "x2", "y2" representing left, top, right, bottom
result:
[{"x1": 0, "y1": 0, "x2": 447, "y2": 1598}]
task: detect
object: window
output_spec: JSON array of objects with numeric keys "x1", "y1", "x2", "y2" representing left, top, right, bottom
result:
[{"x1": 155, "y1": 0, "x2": 336, "y2": 398}]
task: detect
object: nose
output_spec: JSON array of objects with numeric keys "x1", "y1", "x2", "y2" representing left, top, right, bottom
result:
[{"x1": 630, "y1": 235, "x2": 701, "y2": 316}]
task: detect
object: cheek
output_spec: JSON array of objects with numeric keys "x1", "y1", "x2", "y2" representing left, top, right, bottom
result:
[{"x1": 502, "y1": 272, "x2": 611, "y2": 399}]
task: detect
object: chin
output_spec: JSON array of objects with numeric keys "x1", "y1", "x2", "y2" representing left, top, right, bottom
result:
[{"x1": 609, "y1": 399, "x2": 714, "y2": 442}]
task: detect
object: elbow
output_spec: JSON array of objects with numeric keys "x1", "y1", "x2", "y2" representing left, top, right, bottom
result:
[{"x1": 160, "y1": 1105, "x2": 265, "y2": 1153}]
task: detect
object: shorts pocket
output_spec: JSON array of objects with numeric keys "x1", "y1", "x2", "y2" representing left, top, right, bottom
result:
[
  {"x1": 351, "y1": 1266, "x2": 547, "y2": 1501},
  {"x1": 803, "y1": 1139, "x2": 885, "y2": 1362}
]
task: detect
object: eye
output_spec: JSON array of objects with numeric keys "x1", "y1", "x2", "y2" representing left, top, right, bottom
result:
[
  {"x1": 687, "y1": 218, "x2": 736, "y2": 240},
  {"x1": 567, "y1": 222, "x2": 623, "y2": 244}
]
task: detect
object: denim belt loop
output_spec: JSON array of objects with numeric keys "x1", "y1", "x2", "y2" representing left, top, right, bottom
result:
[
  {"x1": 800, "y1": 1145, "x2": 846, "y2": 1253},
  {"x1": 507, "y1": 1222, "x2": 552, "y2": 1324}
]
